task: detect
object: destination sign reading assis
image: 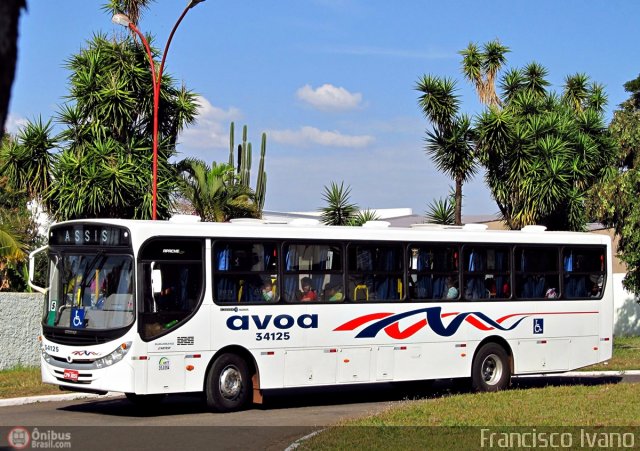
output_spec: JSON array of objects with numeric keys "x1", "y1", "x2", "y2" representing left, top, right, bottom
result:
[{"x1": 50, "y1": 226, "x2": 131, "y2": 246}]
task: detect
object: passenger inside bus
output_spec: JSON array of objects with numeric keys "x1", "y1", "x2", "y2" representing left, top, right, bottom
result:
[
  {"x1": 324, "y1": 279, "x2": 344, "y2": 302},
  {"x1": 261, "y1": 278, "x2": 275, "y2": 302},
  {"x1": 298, "y1": 277, "x2": 317, "y2": 302},
  {"x1": 444, "y1": 276, "x2": 459, "y2": 299}
]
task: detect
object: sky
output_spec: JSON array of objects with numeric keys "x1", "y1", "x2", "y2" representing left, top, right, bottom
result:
[{"x1": 7, "y1": 0, "x2": 640, "y2": 217}]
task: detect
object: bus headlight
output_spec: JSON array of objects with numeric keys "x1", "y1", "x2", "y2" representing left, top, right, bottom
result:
[
  {"x1": 94, "y1": 342, "x2": 132, "y2": 369},
  {"x1": 41, "y1": 348, "x2": 52, "y2": 364}
]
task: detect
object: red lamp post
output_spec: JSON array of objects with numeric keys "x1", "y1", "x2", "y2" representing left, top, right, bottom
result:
[{"x1": 112, "y1": 0, "x2": 206, "y2": 220}]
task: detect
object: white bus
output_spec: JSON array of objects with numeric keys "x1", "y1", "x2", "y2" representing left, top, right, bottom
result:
[{"x1": 29, "y1": 217, "x2": 613, "y2": 412}]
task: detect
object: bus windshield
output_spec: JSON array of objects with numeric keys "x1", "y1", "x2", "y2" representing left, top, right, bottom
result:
[{"x1": 44, "y1": 252, "x2": 135, "y2": 330}]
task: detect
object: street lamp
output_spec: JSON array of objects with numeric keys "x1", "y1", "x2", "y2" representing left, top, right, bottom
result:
[{"x1": 112, "y1": 0, "x2": 206, "y2": 220}]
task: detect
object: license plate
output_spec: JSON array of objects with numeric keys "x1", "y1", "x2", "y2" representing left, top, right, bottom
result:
[{"x1": 63, "y1": 369, "x2": 79, "y2": 382}]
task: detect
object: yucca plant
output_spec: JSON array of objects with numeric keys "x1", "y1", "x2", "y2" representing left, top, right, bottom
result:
[
  {"x1": 3, "y1": 31, "x2": 198, "y2": 221},
  {"x1": 425, "y1": 190, "x2": 455, "y2": 225},
  {"x1": 319, "y1": 181, "x2": 359, "y2": 226},
  {"x1": 348, "y1": 209, "x2": 381, "y2": 226},
  {"x1": 420, "y1": 40, "x2": 616, "y2": 232}
]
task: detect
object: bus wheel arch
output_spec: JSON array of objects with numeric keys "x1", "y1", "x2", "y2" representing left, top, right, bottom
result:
[
  {"x1": 471, "y1": 337, "x2": 513, "y2": 392},
  {"x1": 204, "y1": 346, "x2": 259, "y2": 412}
]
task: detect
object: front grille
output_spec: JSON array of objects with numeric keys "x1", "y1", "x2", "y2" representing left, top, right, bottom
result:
[{"x1": 50, "y1": 355, "x2": 95, "y2": 364}]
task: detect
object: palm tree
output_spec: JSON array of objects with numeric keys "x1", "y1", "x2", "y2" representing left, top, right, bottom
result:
[
  {"x1": 319, "y1": 182, "x2": 358, "y2": 226},
  {"x1": 0, "y1": 119, "x2": 55, "y2": 201},
  {"x1": 0, "y1": 217, "x2": 27, "y2": 291},
  {"x1": 521, "y1": 62, "x2": 550, "y2": 96},
  {"x1": 563, "y1": 73, "x2": 590, "y2": 112},
  {"x1": 416, "y1": 76, "x2": 476, "y2": 225},
  {"x1": 101, "y1": 0, "x2": 154, "y2": 25},
  {"x1": 0, "y1": 222, "x2": 24, "y2": 262},
  {"x1": 348, "y1": 209, "x2": 380, "y2": 226},
  {"x1": 4, "y1": 31, "x2": 198, "y2": 221},
  {"x1": 425, "y1": 187, "x2": 455, "y2": 225},
  {"x1": 460, "y1": 40, "x2": 509, "y2": 107},
  {"x1": 176, "y1": 158, "x2": 258, "y2": 222},
  {"x1": 475, "y1": 64, "x2": 616, "y2": 230}
]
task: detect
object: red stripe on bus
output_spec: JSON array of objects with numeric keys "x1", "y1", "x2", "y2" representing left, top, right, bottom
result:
[
  {"x1": 384, "y1": 319, "x2": 428, "y2": 339},
  {"x1": 333, "y1": 312, "x2": 394, "y2": 331},
  {"x1": 465, "y1": 316, "x2": 494, "y2": 331}
]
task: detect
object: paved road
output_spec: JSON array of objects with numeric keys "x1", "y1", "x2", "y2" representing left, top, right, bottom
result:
[{"x1": 0, "y1": 372, "x2": 637, "y2": 450}]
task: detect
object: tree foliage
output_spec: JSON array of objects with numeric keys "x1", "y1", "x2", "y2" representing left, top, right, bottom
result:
[
  {"x1": 102, "y1": 0, "x2": 155, "y2": 25},
  {"x1": 176, "y1": 158, "x2": 258, "y2": 222},
  {"x1": 588, "y1": 74, "x2": 640, "y2": 296},
  {"x1": 319, "y1": 182, "x2": 359, "y2": 226},
  {"x1": 425, "y1": 187, "x2": 456, "y2": 225},
  {"x1": 476, "y1": 66, "x2": 616, "y2": 230},
  {"x1": 417, "y1": 40, "x2": 616, "y2": 231},
  {"x1": 1, "y1": 32, "x2": 198, "y2": 221},
  {"x1": 0, "y1": 136, "x2": 40, "y2": 291},
  {"x1": 348, "y1": 209, "x2": 381, "y2": 227},
  {"x1": 416, "y1": 76, "x2": 477, "y2": 225}
]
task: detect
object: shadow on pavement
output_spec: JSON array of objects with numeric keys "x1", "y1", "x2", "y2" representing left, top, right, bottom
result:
[{"x1": 59, "y1": 373, "x2": 625, "y2": 417}]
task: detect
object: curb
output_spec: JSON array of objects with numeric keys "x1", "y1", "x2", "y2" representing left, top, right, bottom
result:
[{"x1": 0, "y1": 392, "x2": 121, "y2": 408}]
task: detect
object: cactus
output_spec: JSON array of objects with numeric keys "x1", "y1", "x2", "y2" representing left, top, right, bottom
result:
[
  {"x1": 228, "y1": 122, "x2": 235, "y2": 168},
  {"x1": 255, "y1": 133, "x2": 267, "y2": 211},
  {"x1": 227, "y1": 122, "x2": 268, "y2": 215}
]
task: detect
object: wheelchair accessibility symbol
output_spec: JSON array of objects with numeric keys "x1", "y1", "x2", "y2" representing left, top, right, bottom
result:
[
  {"x1": 533, "y1": 318, "x2": 544, "y2": 334},
  {"x1": 71, "y1": 308, "x2": 85, "y2": 329}
]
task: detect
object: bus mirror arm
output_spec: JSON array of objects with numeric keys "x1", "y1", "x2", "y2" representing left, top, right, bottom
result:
[{"x1": 28, "y1": 245, "x2": 49, "y2": 295}]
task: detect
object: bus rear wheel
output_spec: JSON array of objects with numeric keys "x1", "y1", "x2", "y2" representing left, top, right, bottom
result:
[
  {"x1": 471, "y1": 343, "x2": 511, "y2": 392},
  {"x1": 205, "y1": 353, "x2": 251, "y2": 412}
]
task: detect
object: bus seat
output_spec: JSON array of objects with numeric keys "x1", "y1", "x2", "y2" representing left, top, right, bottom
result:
[{"x1": 354, "y1": 284, "x2": 369, "y2": 301}]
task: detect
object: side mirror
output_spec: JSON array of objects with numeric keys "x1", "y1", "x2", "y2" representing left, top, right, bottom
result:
[{"x1": 28, "y1": 245, "x2": 49, "y2": 295}]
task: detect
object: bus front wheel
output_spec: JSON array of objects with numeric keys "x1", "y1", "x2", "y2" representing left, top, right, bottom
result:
[
  {"x1": 205, "y1": 353, "x2": 251, "y2": 412},
  {"x1": 471, "y1": 343, "x2": 511, "y2": 392}
]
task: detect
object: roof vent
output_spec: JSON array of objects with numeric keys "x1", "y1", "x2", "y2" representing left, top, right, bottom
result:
[
  {"x1": 521, "y1": 225, "x2": 547, "y2": 233},
  {"x1": 169, "y1": 215, "x2": 201, "y2": 223},
  {"x1": 362, "y1": 220, "x2": 390, "y2": 229},
  {"x1": 463, "y1": 223, "x2": 488, "y2": 231}
]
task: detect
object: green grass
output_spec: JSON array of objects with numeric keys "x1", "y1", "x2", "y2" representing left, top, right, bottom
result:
[
  {"x1": 0, "y1": 366, "x2": 60, "y2": 399},
  {"x1": 580, "y1": 336, "x2": 640, "y2": 371},
  {"x1": 348, "y1": 384, "x2": 640, "y2": 426},
  {"x1": 300, "y1": 384, "x2": 640, "y2": 449},
  {"x1": 297, "y1": 337, "x2": 640, "y2": 449}
]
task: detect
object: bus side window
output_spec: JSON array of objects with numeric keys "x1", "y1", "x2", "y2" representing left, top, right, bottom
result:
[
  {"x1": 347, "y1": 244, "x2": 403, "y2": 302},
  {"x1": 214, "y1": 241, "x2": 279, "y2": 303},
  {"x1": 283, "y1": 243, "x2": 343, "y2": 303},
  {"x1": 462, "y1": 246, "x2": 510, "y2": 301},
  {"x1": 563, "y1": 247, "x2": 606, "y2": 299},
  {"x1": 515, "y1": 246, "x2": 558, "y2": 300}
]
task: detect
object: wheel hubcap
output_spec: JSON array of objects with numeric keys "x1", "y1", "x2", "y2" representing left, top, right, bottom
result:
[
  {"x1": 219, "y1": 365, "x2": 242, "y2": 400},
  {"x1": 481, "y1": 353, "x2": 503, "y2": 385}
]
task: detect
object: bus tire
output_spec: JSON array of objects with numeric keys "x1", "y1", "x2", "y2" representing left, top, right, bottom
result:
[
  {"x1": 471, "y1": 343, "x2": 511, "y2": 392},
  {"x1": 205, "y1": 353, "x2": 251, "y2": 412}
]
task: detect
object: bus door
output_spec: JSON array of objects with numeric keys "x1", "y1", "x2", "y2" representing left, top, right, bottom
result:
[{"x1": 137, "y1": 238, "x2": 208, "y2": 394}]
